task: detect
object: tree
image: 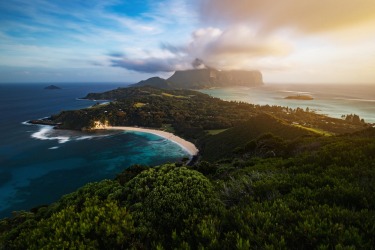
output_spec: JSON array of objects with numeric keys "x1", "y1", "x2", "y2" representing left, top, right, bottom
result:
[
  {"x1": 119, "y1": 164, "x2": 223, "y2": 248},
  {"x1": 14, "y1": 197, "x2": 134, "y2": 249}
]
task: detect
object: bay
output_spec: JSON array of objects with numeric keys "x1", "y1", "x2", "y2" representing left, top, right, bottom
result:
[{"x1": 0, "y1": 83, "x2": 188, "y2": 218}]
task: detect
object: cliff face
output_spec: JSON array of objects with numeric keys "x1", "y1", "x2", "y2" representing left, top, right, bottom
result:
[{"x1": 167, "y1": 68, "x2": 263, "y2": 89}]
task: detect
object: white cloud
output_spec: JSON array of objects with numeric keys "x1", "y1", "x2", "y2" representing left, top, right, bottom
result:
[
  {"x1": 0, "y1": 0, "x2": 198, "y2": 81},
  {"x1": 199, "y1": 0, "x2": 375, "y2": 35},
  {"x1": 115, "y1": 25, "x2": 292, "y2": 73}
]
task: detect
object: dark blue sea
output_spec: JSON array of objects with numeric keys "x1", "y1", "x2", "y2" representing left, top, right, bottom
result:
[{"x1": 0, "y1": 83, "x2": 189, "y2": 218}]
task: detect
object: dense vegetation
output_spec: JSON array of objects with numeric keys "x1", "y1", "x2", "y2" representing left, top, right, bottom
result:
[
  {"x1": 52, "y1": 86, "x2": 366, "y2": 138},
  {"x1": 1, "y1": 128, "x2": 374, "y2": 249},
  {"x1": 4, "y1": 86, "x2": 373, "y2": 248},
  {"x1": 200, "y1": 114, "x2": 314, "y2": 162}
]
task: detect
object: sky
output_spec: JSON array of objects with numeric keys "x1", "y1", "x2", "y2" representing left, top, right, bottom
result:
[{"x1": 1, "y1": 0, "x2": 375, "y2": 84}]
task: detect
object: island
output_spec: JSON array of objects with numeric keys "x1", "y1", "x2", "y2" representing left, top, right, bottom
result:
[
  {"x1": 2, "y1": 73, "x2": 374, "y2": 249},
  {"x1": 284, "y1": 94, "x2": 313, "y2": 100},
  {"x1": 44, "y1": 85, "x2": 61, "y2": 90}
]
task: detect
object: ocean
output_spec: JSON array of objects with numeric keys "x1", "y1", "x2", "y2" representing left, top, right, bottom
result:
[
  {"x1": 200, "y1": 83, "x2": 375, "y2": 124},
  {"x1": 0, "y1": 83, "x2": 189, "y2": 218}
]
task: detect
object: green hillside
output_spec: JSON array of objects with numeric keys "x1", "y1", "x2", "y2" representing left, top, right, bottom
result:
[
  {"x1": 201, "y1": 114, "x2": 314, "y2": 162},
  {"x1": 1, "y1": 130, "x2": 374, "y2": 249}
]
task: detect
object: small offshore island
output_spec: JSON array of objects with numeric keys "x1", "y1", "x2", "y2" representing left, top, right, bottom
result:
[
  {"x1": 285, "y1": 94, "x2": 314, "y2": 100},
  {"x1": 3, "y1": 68, "x2": 375, "y2": 249},
  {"x1": 44, "y1": 85, "x2": 61, "y2": 90}
]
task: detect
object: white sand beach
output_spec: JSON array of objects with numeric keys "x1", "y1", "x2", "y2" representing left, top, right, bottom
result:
[{"x1": 103, "y1": 126, "x2": 199, "y2": 156}]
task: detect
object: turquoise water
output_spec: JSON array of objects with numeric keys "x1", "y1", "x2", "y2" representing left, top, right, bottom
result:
[
  {"x1": 200, "y1": 84, "x2": 375, "y2": 123},
  {"x1": 0, "y1": 83, "x2": 188, "y2": 218}
]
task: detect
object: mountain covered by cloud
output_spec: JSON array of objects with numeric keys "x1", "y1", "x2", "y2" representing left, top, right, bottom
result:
[
  {"x1": 132, "y1": 67, "x2": 263, "y2": 89},
  {"x1": 103, "y1": 0, "x2": 375, "y2": 83},
  {"x1": 107, "y1": 25, "x2": 290, "y2": 74}
]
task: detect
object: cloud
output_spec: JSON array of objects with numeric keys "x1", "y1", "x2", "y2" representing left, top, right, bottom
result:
[
  {"x1": 199, "y1": 0, "x2": 375, "y2": 34},
  {"x1": 109, "y1": 25, "x2": 292, "y2": 73},
  {"x1": 104, "y1": 0, "x2": 375, "y2": 77},
  {"x1": 160, "y1": 43, "x2": 186, "y2": 55},
  {"x1": 110, "y1": 57, "x2": 181, "y2": 73},
  {"x1": 0, "y1": 0, "x2": 199, "y2": 80},
  {"x1": 184, "y1": 26, "x2": 291, "y2": 69},
  {"x1": 107, "y1": 52, "x2": 126, "y2": 58},
  {"x1": 194, "y1": 26, "x2": 291, "y2": 56}
]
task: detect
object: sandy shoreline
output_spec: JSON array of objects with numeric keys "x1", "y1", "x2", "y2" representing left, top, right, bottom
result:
[{"x1": 103, "y1": 126, "x2": 199, "y2": 156}]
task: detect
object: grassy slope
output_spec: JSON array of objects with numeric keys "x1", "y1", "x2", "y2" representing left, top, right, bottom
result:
[{"x1": 201, "y1": 113, "x2": 314, "y2": 162}]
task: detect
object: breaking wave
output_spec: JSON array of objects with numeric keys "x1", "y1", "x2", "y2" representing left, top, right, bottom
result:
[{"x1": 30, "y1": 125, "x2": 112, "y2": 144}]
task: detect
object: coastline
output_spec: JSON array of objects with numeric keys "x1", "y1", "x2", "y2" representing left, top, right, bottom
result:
[
  {"x1": 26, "y1": 119, "x2": 199, "y2": 156},
  {"x1": 101, "y1": 126, "x2": 199, "y2": 157}
]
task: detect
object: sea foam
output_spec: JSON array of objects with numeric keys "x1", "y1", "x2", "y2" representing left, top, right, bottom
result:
[
  {"x1": 21, "y1": 121, "x2": 33, "y2": 126},
  {"x1": 29, "y1": 124, "x2": 112, "y2": 145},
  {"x1": 31, "y1": 126, "x2": 70, "y2": 144}
]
